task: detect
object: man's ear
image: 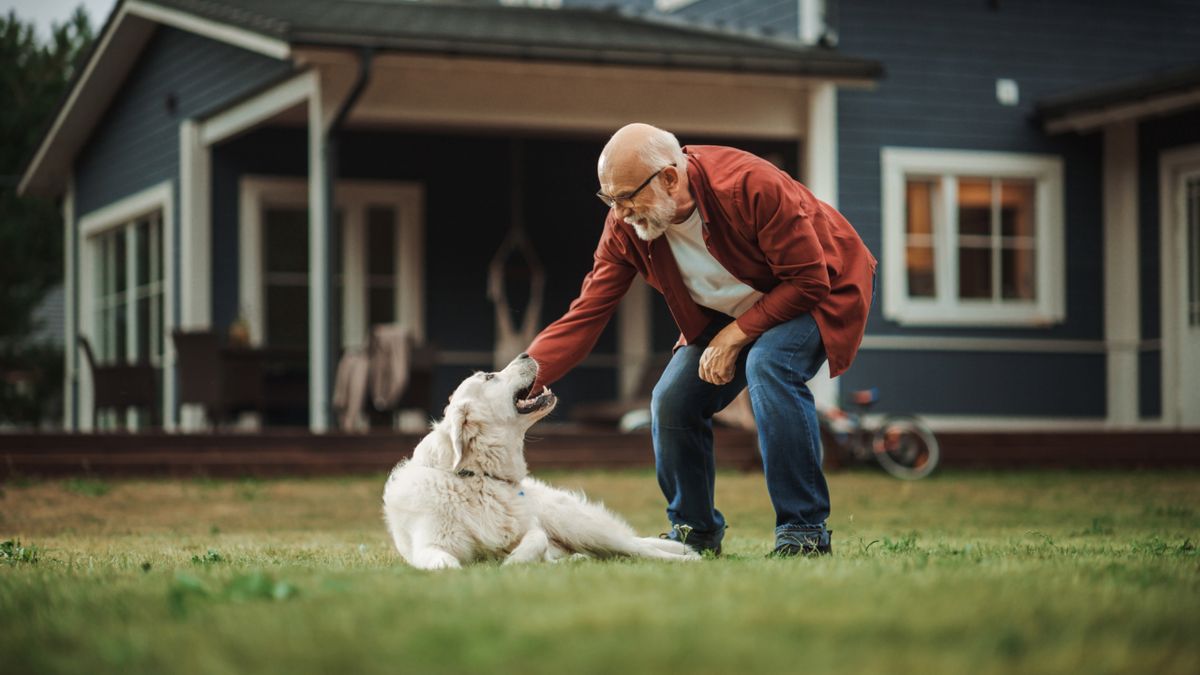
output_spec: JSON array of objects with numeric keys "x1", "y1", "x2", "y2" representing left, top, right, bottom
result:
[{"x1": 443, "y1": 403, "x2": 469, "y2": 469}]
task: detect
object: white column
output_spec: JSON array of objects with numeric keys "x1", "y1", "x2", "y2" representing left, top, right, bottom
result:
[
  {"x1": 804, "y1": 82, "x2": 839, "y2": 409},
  {"x1": 308, "y1": 80, "x2": 331, "y2": 432},
  {"x1": 618, "y1": 278, "x2": 652, "y2": 400},
  {"x1": 1103, "y1": 121, "x2": 1140, "y2": 426},
  {"x1": 799, "y1": 0, "x2": 823, "y2": 44},
  {"x1": 178, "y1": 120, "x2": 209, "y2": 430},
  {"x1": 178, "y1": 120, "x2": 211, "y2": 329},
  {"x1": 62, "y1": 177, "x2": 77, "y2": 430}
]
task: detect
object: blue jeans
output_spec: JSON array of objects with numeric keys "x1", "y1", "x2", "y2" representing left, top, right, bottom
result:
[{"x1": 651, "y1": 313, "x2": 831, "y2": 550}]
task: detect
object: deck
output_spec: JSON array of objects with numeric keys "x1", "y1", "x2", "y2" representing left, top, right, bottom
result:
[{"x1": 1, "y1": 426, "x2": 1198, "y2": 478}]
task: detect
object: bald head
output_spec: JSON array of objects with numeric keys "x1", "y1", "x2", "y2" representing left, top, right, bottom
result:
[
  {"x1": 598, "y1": 123, "x2": 685, "y2": 185},
  {"x1": 596, "y1": 123, "x2": 694, "y2": 240}
]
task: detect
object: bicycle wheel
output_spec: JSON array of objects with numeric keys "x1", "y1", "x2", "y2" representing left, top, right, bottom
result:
[{"x1": 871, "y1": 415, "x2": 939, "y2": 480}]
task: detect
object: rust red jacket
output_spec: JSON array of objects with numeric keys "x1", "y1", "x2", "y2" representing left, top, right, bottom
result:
[{"x1": 528, "y1": 145, "x2": 877, "y2": 388}]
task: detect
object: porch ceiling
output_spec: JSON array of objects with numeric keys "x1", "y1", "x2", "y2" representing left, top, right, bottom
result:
[{"x1": 291, "y1": 51, "x2": 817, "y2": 138}]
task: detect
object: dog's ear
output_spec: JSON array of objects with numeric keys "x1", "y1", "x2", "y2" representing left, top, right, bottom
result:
[{"x1": 443, "y1": 403, "x2": 470, "y2": 469}]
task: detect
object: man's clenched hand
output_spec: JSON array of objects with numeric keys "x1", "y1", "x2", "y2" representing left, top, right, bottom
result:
[{"x1": 698, "y1": 322, "x2": 752, "y2": 385}]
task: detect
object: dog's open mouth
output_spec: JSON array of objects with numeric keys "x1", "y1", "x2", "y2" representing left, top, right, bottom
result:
[{"x1": 514, "y1": 384, "x2": 556, "y2": 415}]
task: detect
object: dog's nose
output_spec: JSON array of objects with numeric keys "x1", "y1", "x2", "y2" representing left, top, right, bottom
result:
[{"x1": 518, "y1": 352, "x2": 530, "y2": 360}]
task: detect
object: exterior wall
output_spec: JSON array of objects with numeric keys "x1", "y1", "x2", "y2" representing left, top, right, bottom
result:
[
  {"x1": 74, "y1": 26, "x2": 290, "y2": 217},
  {"x1": 833, "y1": 0, "x2": 1200, "y2": 417},
  {"x1": 1136, "y1": 107, "x2": 1200, "y2": 419}
]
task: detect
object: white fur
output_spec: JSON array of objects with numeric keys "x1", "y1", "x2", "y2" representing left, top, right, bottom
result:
[{"x1": 382, "y1": 355, "x2": 698, "y2": 569}]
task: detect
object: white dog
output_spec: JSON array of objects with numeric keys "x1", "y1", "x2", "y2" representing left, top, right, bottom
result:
[{"x1": 382, "y1": 353, "x2": 698, "y2": 569}]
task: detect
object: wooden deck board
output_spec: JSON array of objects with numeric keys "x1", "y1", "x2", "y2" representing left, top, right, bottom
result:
[{"x1": 1, "y1": 428, "x2": 1196, "y2": 478}]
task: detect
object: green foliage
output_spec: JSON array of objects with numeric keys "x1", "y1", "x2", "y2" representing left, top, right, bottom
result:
[
  {"x1": 190, "y1": 549, "x2": 224, "y2": 565},
  {"x1": 0, "y1": 7, "x2": 93, "y2": 345},
  {"x1": 0, "y1": 539, "x2": 40, "y2": 563},
  {"x1": 0, "y1": 7, "x2": 92, "y2": 427},
  {"x1": 168, "y1": 570, "x2": 299, "y2": 618}
]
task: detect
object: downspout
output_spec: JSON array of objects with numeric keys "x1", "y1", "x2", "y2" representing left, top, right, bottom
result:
[{"x1": 321, "y1": 47, "x2": 373, "y2": 427}]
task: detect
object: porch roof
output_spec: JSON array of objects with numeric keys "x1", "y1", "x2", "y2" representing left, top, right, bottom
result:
[
  {"x1": 155, "y1": 0, "x2": 883, "y2": 79},
  {"x1": 1037, "y1": 62, "x2": 1200, "y2": 134}
]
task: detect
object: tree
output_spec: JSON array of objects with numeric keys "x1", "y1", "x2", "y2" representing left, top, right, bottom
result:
[
  {"x1": 0, "y1": 6, "x2": 93, "y2": 345},
  {"x1": 0, "y1": 7, "x2": 92, "y2": 426}
]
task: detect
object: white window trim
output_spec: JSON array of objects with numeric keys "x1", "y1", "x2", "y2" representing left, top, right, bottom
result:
[
  {"x1": 881, "y1": 147, "x2": 1065, "y2": 327},
  {"x1": 76, "y1": 181, "x2": 176, "y2": 431},
  {"x1": 239, "y1": 176, "x2": 425, "y2": 349}
]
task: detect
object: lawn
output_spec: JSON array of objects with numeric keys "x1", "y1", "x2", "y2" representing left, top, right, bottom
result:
[{"x1": 1, "y1": 469, "x2": 1197, "y2": 674}]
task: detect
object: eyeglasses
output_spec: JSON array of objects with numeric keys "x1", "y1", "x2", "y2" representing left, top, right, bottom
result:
[{"x1": 596, "y1": 165, "x2": 672, "y2": 209}]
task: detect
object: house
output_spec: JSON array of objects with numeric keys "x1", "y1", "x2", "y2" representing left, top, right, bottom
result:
[
  {"x1": 560, "y1": 0, "x2": 1200, "y2": 430},
  {"x1": 19, "y1": 0, "x2": 879, "y2": 432},
  {"x1": 19, "y1": 0, "x2": 1200, "y2": 435}
]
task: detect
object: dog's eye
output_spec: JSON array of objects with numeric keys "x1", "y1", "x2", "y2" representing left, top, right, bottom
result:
[{"x1": 484, "y1": 373, "x2": 495, "y2": 381}]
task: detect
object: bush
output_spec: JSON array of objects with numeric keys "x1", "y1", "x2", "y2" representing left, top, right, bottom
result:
[{"x1": 0, "y1": 343, "x2": 64, "y2": 428}]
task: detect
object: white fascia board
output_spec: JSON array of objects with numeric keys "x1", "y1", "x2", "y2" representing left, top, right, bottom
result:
[
  {"x1": 200, "y1": 70, "x2": 316, "y2": 145},
  {"x1": 17, "y1": 4, "x2": 151, "y2": 197},
  {"x1": 126, "y1": 0, "x2": 290, "y2": 60}
]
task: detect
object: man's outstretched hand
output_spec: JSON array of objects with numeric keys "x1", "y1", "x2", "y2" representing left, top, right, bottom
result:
[{"x1": 698, "y1": 322, "x2": 752, "y2": 385}]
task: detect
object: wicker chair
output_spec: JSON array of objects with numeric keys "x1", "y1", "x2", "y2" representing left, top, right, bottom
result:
[
  {"x1": 77, "y1": 334, "x2": 159, "y2": 429},
  {"x1": 172, "y1": 330, "x2": 264, "y2": 427}
]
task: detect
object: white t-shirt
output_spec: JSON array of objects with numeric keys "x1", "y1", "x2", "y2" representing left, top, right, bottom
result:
[{"x1": 664, "y1": 209, "x2": 763, "y2": 318}]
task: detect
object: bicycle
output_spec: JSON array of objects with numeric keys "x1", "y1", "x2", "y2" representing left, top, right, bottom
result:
[{"x1": 817, "y1": 388, "x2": 940, "y2": 480}]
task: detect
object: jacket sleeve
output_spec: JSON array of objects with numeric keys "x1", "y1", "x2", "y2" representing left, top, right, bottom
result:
[
  {"x1": 733, "y1": 170, "x2": 831, "y2": 339},
  {"x1": 526, "y1": 223, "x2": 636, "y2": 389}
]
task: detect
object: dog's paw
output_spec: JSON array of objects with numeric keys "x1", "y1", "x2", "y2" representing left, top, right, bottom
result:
[{"x1": 412, "y1": 547, "x2": 462, "y2": 570}]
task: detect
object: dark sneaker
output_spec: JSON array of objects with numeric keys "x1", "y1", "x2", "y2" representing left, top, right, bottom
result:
[
  {"x1": 659, "y1": 524, "x2": 722, "y2": 557},
  {"x1": 769, "y1": 529, "x2": 832, "y2": 557},
  {"x1": 769, "y1": 541, "x2": 831, "y2": 557}
]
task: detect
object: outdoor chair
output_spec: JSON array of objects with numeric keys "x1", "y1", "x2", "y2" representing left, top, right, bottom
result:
[
  {"x1": 569, "y1": 353, "x2": 671, "y2": 427},
  {"x1": 172, "y1": 330, "x2": 264, "y2": 427},
  {"x1": 77, "y1": 334, "x2": 159, "y2": 429}
]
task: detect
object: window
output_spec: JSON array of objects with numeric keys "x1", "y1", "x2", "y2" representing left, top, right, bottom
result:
[
  {"x1": 240, "y1": 178, "x2": 424, "y2": 351},
  {"x1": 87, "y1": 212, "x2": 165, "y2": 428},
  {"x1": 881, "y1": 148, "x2": 1064, "y2": 326}
]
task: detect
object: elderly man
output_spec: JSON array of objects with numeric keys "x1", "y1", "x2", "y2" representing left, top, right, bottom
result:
[{"x1": 527, "y1": 123, "x2": 876, "y2": 557}]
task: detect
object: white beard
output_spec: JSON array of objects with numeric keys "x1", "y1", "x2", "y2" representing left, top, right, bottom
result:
[{"x1": 625, "y1": 184, "x2": 677, "y2": 242}]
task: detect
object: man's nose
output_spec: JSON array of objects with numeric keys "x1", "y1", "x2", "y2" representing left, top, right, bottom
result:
[{"x1": 612, "y1": 203, "x2": 632, "y2": 220}]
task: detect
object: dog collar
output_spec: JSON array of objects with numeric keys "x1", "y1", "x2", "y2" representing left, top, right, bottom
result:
[{"x1": 456, "y1": 468, "x2": 521, "y2": 488}]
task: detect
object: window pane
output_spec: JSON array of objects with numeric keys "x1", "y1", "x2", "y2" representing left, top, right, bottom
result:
[
  {"x1": 152, "y1": 291, "x2": 163, "y2": 360},
  {"x1": 368, "y1": 206, "x2": 396, "y2": 277},
  {"x1": 905, "y1": 181, "x2": 935, "y2": 238},
  {"x1": 266, "y1": 285, "x2": 309, "y2": 348},
  {"x1": 369, "y1": 287, "x2": 395, "y2": 326},
  {"x1": 114, "y1": 228, "x2": 128, "y2": 294},
  {"x1": 1002, "y1": 247, "x2": 1037, "y2": 300},
  {"x1": 906, "y1": 246, "x2": 936, "y2": 298},
  {"x1": 136, "y1": 219, "x2": 151, "y2": 286},
  {"x1": 113, "y1": 302, "x2": 128, "y2": 362},
  {"x1": 137, "y1": 296, "x2": 150, "y2": 360},
  {"x1": 264, "y1": 208, "x2": 308, "y2": 274},
  {"x1": 957, "y1": 178, "x2": 992, "y2": 237},
  {"x1": 958, "y1": 247, "x2": 992, "y2": 299},
  {"x1": 1001, "y1": 180, "x2": 1036, "y2": 238}
]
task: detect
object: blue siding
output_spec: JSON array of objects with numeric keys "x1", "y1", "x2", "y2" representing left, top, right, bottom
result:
[
  {"x1": 74, "y1": 26, "x2": 290, "y2": 216},
  {"x1": 840, "y1": 350, "x2": 1106, "y2": 417}
]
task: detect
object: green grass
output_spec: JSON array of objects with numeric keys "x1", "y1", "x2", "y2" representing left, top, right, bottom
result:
[{"x1": 1, "y1": 469, "x2": 1197, "y2": 674}]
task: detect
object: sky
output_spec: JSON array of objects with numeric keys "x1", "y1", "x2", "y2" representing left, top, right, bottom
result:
[{"x1": 4, "y1": 0, "x2": 118, "y2": 39}]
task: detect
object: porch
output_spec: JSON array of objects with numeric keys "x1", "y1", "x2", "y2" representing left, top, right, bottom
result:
[{"x1": 68, "y1": 41, "x2": 875, "y2": 433}]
